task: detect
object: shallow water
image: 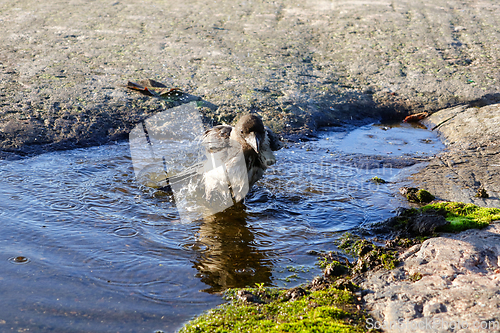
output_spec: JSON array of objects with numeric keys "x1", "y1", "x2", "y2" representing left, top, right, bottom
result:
[{"x1": 0, "y1": 121, "x2": 443, "y2": 332}]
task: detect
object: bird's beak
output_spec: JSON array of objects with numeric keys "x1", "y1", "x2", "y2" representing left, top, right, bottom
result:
[{"x1": 245, "y1": 132, "x2": 260, "y2": 153}]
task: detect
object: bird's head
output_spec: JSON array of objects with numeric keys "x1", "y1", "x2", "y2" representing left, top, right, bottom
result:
[{"x1": 234, "y1": 114, "x2": 266, "y2": 153}]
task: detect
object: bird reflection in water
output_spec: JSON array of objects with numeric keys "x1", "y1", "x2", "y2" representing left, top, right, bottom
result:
[{"x1": 192, "y1": 203, "x2": 273, "y2": 293}]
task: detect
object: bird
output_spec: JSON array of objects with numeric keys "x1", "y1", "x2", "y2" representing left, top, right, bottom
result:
[
  {"x1": 201, "y1": 114, "x2": 282, "y2": 203},
  {"x1": 131, "y1": 112, "x2": 281, "y2": 219}
]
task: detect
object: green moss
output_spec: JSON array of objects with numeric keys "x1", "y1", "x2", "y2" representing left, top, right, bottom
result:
[
  {"x1": 283, "y1": 274, "x2": 299, "y2": 282},
  {"x1": 386, "y1": 237, "x2": 420, "y2": 248},
  {"x1": 284, "y1": 265, "x2": 309, "y2": 273},
  {"x1": 409, "y1": 272, "x2": 423, "y2": 282},
  {"x1": 337, "y1": 234, "x2": 398, "y2": 274},
  {"x1": 475, "y1": 188, "x2": 489, "y2": 198},
  {"x1": 317, "y1": 257, "x2": 330, "y2": 269},
  {"x1": 401, "y1": 188, "x2": 435, "y2": 203},
  {"x1": 370, "y1": 176, "x2": 386, "y2": 184},
  {"x1": 416, "y1": 189, "x2": 434, "y2": 203},
  {"x1": 393, "y1": 218, "x2": 409, "y2": 230},
  {"x1": 422, "y1": 202, "x2": 500, "y2": 232},
  {"x1": 379, "y1": 253, "x2": 397, "y2": 270},
  {"x1": 337, "y1": 233, "x2": 362, "y2": 254},
  {"x1": 351, "y1": 247, "x2": 398, "y2": 273},
  {"x1": 179, "y1": 287, "x2": 366, "y2": 333},
  {"x1": 415, "y1": 235, "x2": 431, "y2": 242},
  {"x1": 324, "y1": 261, "x2": 350, "y2": 277}
]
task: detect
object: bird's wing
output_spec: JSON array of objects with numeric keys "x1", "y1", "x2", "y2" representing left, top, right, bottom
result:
[
  {"x1": 202, "y1": 125, "x2": 233, "y2": 153},
  {"x1": 167, "y1": 162, "x2": 204, "y2": 184},
  {"x1": 265, "y1": 126, "x2": 283, "y2": 151}
]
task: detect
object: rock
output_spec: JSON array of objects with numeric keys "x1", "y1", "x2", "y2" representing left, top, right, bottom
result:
[
  {"x1": 398, "y1": 244, "x2": 422, "y2": 261},
  {"x1": 236, "y1": 290, "x2": 259, "y2": 303},
  {"x1": 361, "y1": 224, "x2": 500, "y2": 332},
  {"x1": 371, "y1": 176, "x2": 387, "y2": 184},
  {"x1": 368, "y1": 216, "x2": 405, "y2": 235},
  {"x1": 324, "y1": 261, "x2": 349, "y2": 278},
  {"x1": 399, "y1": 187, "x2": 435, "y2": 203},
  {"x1": 415, "y1": 189, "x2": 435, "y2": 203},
  {"x1": 412, "y1": 104, "x2": 500, "y2": 207},
  {"x1": 356, "y1": 241, "x2": 375, "y2": 257},
  {"x1": 366, "y1": 208, "x2": 449, "y2": 238},
  {"x1": 475, "y1": 188, "x2": 489, "y2": 198},
  {"x1": 422, "y1": 302, "x2": 446, "y2": 316},
  {"x1": 333, "y1": 278, "x2": 358, "y2": 292},
  {"x1": 399, "y1": 187, "x2": 420, "y2": 202},
  {"x1": 284, "y1": 287, "x2": 307, "y2": 301},
  {"x1": 308, "y1": 276, "x2": 331, "y2": 291},
  {"x1": 319, "y1": 251, "x2": 351, "y2": 265},
  {"x1": 410, "y1": 213, "x2": 448, "y2": 235}
]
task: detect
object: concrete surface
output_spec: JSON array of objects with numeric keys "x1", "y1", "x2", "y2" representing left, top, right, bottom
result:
[{"x1": 1, "y1": 0, "x2": 500, "y2": 157}]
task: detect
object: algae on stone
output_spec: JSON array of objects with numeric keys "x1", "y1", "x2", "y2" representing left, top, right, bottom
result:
[
  {"x1": 178, "y1": 287, "x2": 366, "y2": 333},
  {"x1": 399, "y1": 187, "x2": 435, "y2": 203},
  {"x1": 337, "y1": 234, "x2": 399, "y2": 273},
  {"x1": 423, "y1": 202, "x2": 500, "y2": 232},
  {"x1": 369, "y1": 201, "x2": 500, "y2": 237},
  {"x1": 370, "y1": 176, "x2": 386, "y2": 184},
  {"x1": 415, "y1": 189, "x2": 435, "y2": 203}
]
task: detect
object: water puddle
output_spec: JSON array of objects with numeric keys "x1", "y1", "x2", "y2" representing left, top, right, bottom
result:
[
  {"x1": 0, "y1": 121, "x2": 443, "y2": 332},
  {"x1": 321, "y1": 122, "x2": 442, "y2": 157}
]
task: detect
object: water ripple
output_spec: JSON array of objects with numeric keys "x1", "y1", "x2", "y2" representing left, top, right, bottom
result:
[
  {"x1": 8, "y1": 256, "x2": 30, "y2": 265},
  {"x1": 49, "y1": 199, "x2": 84, "y2": 212},
  {"x1": 113, "y1": 227, "x2": 140, "y2": 238},
  {"x1": 0, "y1": 123, "x2": 445, "y2": 331}
]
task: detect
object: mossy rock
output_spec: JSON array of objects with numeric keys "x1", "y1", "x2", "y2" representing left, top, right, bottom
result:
[
  {"x1": 179, "y1": 286, "x2": 367, "y2": 333},
  {"x1": 337, "y1": 235, "x2": 398, "y2": 273},
  {"x1": 370, "y1": 176, "x2": 386, "y2": 184},
  {"x1": 324, "y1": 261, "x2": 350, "y2": 277},
  {"x1": 399, "y1": 187, "x2": 435, "y2": 203},
  {"x1": 475, "y1": 187, "x2": 489, "y2": 198},
  {"x1": 423, "y1": 202, "x2": 500, "y2": 232},
  {"x1": 416, "y1": 189, "x2": 435, "y2": 203},
  {"x1": 369, "y1": 202, "x2": 500, "y2": 238}
]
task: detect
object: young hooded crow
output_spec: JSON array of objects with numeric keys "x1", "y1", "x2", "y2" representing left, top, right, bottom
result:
[{"x1": 202, "y1": 114, "x2": 282, "y2": 203}]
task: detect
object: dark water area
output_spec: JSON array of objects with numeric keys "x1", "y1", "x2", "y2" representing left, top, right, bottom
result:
[{"x1": 0, "y1": 121, "x2": 443, "y2": 332}]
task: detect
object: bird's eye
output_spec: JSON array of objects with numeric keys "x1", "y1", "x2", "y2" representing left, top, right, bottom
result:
[{"x1": 240, "y1": 130, "x2": 244, "y2": 134}]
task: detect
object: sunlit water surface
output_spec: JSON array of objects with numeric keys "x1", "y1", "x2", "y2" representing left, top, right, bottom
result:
[{"x1": 0, "y1": 122, "x2": 443, "y2": 332}]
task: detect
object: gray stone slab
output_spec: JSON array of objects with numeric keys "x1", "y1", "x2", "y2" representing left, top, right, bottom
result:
[
  {"x1": 362, "y1": 224, "x2": 500, "y2": 333},
  {"x1": 411, "y1": 103, "x2": 500, "y2": 207},
  {"x1": 1, "y1": 0, "x2": 500, "y2": 156}
]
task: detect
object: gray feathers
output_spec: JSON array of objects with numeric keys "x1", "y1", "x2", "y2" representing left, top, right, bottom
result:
[{"x1": 202, "y1": 114, "x2": 282, "y2": 199}]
